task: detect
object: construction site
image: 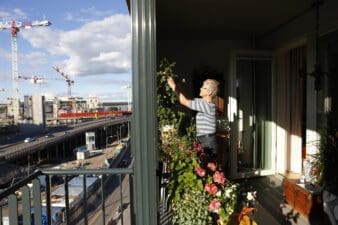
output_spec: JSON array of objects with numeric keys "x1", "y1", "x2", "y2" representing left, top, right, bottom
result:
[{"x1": 0, "y1": 19, "x2": 132, "y2": 135}]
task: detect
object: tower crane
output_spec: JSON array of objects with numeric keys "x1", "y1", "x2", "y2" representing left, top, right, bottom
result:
[
  {"x1": 18, "y1": 75, "x2": 62, "y2": 84},
  {"x1": 0, "y1": 19, "x2": 51, "y2": 123},
  {"x1": 52, "y1": 66, "x2": 74, "y2": 98}
]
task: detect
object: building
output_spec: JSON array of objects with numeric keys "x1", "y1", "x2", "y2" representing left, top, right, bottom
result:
[
  {"x1": 129, "y1": 1, "x2": 338, "y2": 224},
  {"x1": 23, "y1": 96, "x2": 33, "y2": 119},
  {"x1": 32, "y1": 95, "x2": 46, "y2": 126},
  {"x1": 86, "y1": 96, "x2": 101, "y2": 110},
  {"x1": 2, "y1": 2, "x2": 338, "y2": 224}
]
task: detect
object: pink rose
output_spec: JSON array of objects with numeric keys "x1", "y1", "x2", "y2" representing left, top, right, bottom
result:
[
  {"x1": 208, "y1": 199, "x2": 221, "y2": 213},
  {"x1": 195, "y1": 167, "x2": 206, "y2": 177},
  {"x1": 204, "y1": 183, "x2": 218, "y2": 195},
  {"x1": 213, "y1": 171, "x2": 226, "y2": 185},
  {"x1": 207, "y1": 162, "x2": 217, "y2": 172}
]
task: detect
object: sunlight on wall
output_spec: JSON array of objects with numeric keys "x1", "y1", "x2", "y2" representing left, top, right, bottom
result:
[
  {"x1": 238, "y1": 110, "x2": 243, "y2": 132},
  {"x1": 276, "y1": 125, "x2": 287, "y2": 173},
  {"x1": 324, "y1": 96, "x2": 332, "y2": 114},
  {"x1": 227, "y1": 96, "x2": 237, "y2": 122},
  {"x1": 290, "y1": 134, "x2": 302, "y2": 173}
]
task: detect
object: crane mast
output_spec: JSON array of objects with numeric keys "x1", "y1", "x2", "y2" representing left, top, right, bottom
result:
[
  {"x1": 11, "y1": 21, "x2": 19, "y2": 124},
  {"x1": 0, "y1": 19, "x2": 51, "y2": 124}
]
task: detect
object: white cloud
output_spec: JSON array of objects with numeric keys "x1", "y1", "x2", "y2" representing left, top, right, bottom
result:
[
  {"x1": 65, "y1": 7, "x2": 116, "y2": 23},
  {"x1": 22, "y1": 51, "x2": 48, "y2": 65},
  {"x1": 13, "y1": 8, "x2": 27, "y2": 19},
  {"x1": 0, "y1": 8, "x2": 27, "y2": 20},
  {"x1": 21, "y1": 14, "x2": 131, "y2": 77},
  {"x1": 0, "y1": 48, "x2": 11, "y2": 60}
]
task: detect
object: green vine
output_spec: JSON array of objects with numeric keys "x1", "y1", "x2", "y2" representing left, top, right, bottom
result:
[{"x1": 157, "y1": 58, "x2": 196, "y2": 153}]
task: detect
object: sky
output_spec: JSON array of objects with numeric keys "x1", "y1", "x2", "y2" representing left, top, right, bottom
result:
[{"x1": 0, "y1": 0, "x2": 131, "y2": 103}]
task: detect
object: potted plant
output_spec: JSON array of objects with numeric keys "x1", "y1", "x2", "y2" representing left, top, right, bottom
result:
[{"x1": 319, "y1": 113, "x2": 338, "y2": 225}]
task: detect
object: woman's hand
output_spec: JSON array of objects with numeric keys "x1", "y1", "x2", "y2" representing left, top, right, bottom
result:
[{"x1": 167, "y1": 77, "x2": 176, "y2": 91}]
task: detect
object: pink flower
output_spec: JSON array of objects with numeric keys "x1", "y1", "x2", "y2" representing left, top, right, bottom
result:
[
  {"x1": 207, "y1": 162, "x2": 217, "y2": 172},
  {"x1": 179, "y1": 144, "x2": 185, "y2": 151},
  {"x1": 213, "y1": 171, "x2": 226, "y2": 185},
  {"x1": 194, "y1": 143, "x2": 204, "y2": 152},
  {"x1": 204, "y1": 183, "x2": 218, "y2": 195},
  {"x1": 195, "y1": 167, "x2": 206, "y2": 177},
  {"x1": 208, "y1": 199, "x2": 221, "y2": 213}
]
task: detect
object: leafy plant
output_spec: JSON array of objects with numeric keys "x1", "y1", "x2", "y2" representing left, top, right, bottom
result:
[
  {"x1": 156, "y1": 58, "x2": 196, "y2": 143},
  {"x1": 318, "y1": 113, "x2": 338, "y2": 194}
]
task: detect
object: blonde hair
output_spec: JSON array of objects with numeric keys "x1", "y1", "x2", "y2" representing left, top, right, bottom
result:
[{"x1": 203, "y1": 79, "x2": 219, "y2": 97}]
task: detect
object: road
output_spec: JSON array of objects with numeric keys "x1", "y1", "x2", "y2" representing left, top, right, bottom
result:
[{"x1": 0, "y1": 117, "x2": 130, "y2": 161}]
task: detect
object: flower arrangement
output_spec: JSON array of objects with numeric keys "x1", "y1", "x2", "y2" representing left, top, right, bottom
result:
[
  {"x1": 157, "y1": 58, "x2": 239, "y2": 225},
  {"x1": 162, "y1": 134, "x2": 239, "y2": 225}
]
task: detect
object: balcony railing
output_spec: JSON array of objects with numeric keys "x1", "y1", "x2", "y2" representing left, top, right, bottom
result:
[{"x1": 0, "y1": 167, "x2": 134, "y2": 225}]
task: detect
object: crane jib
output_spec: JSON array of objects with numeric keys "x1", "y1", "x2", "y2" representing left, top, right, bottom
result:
[{"x1": 0, "y1": 20, "x2": 51, "y2": 29}]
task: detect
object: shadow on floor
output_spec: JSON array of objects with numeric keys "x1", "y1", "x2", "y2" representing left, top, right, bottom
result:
[{"x1": 237, "y1": 175, "x2": 331, "y2": 225}]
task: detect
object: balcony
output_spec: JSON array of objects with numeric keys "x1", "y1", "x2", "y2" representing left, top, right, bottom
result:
[{"x1": 0, "y1": 167, "x2": 133, "y2": 225}]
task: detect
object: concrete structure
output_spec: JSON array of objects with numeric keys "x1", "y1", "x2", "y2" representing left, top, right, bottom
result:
[
  {"x1": 32, "y1": 95, "x2": 45, "y2": 126},
  {"x1": 85, "y1": 132, "x2": 95, "y2": 150}
]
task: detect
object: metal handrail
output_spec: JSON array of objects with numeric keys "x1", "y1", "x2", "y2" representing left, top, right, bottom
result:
[{"x1": 0, "y1": 166, "x2": 134, "y2": 225}]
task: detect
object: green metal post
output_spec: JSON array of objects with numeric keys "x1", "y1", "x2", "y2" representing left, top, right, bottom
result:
[{"x1": 131, "y1": 0, "x2": 157, "y2": 225}]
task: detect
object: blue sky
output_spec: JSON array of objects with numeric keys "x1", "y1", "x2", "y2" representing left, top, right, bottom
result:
[{"x1": 0, "y1": 0, "x2": 131, "y2": 103}]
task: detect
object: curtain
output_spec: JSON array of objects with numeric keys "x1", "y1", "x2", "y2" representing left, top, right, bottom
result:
[{"x1": 288, "y1": 46, "x2": 306, "y2": 173}]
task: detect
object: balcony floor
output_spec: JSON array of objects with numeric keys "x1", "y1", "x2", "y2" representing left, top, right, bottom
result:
[{"x1": 239, "y1": 175, "x2": 331, "y2": 225}]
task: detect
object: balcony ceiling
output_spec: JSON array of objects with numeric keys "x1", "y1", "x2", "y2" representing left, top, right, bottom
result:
[{"x1": 157, "y1": 0, "x2": 312, "y2": 40}]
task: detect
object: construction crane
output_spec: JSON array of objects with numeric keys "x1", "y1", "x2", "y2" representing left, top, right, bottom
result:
[
  {"x1": 52, "y1": 66, "x2": 74, "y2": 98},
  {"x1": 0, "y1": 19, "x2": 51, "y2": 123},
  {"x1": 18, "y1": 75, "x2": 62, "y2": 85}
]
